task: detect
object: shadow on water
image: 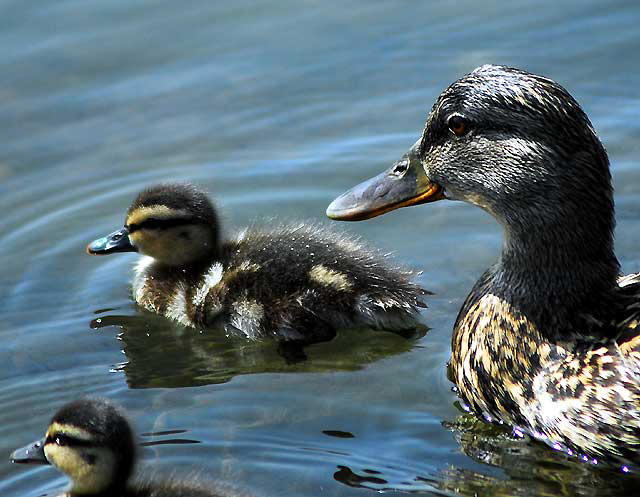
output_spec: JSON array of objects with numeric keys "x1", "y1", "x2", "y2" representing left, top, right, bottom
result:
[{"x1": 90, "y1": 309, "x2": 428, "y2": 389}]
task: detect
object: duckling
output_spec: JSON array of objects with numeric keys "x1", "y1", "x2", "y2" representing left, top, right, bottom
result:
[
  {"x1": 87, "y1": 183, "x2": 426, "y2": 345},
  {"x1": 10, "y1": 396, "x2": 256, "y2": 497},
  {"x1": 327, "y1": 65, "x2": 640, "y2": 467}
]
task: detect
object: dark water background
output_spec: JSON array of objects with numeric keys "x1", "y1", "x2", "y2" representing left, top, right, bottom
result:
[{"x1": 1, "y1": 1, "x2": 640, "y2": 496}]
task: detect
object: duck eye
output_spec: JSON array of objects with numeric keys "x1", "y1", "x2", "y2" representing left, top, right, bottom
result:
[{"x1": 447, "y1": 115, "x2": 468, "y2": 137}]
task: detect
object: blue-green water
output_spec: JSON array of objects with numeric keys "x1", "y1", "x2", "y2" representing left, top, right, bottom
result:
[{"x1": 1, "y1": 1, "x2": 640, "y2": 496}]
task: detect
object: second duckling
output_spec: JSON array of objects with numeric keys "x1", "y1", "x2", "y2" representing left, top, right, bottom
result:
[
  {"x1": 11, "y1": 396, "x2": 257, "y2": 497},
  {"x1": 87, "y1": 183, "x2": 426, "y2": 343}
]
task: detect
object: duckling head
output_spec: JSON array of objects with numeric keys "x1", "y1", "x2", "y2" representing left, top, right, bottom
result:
[
  {"x1": 88, "y1": 183, "x2": 220, "y2": 266},
  {"x1": 11, "y1": 397, "x2": 136, "y2": 495}
]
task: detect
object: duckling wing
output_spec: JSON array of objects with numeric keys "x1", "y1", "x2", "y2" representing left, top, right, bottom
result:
[{"x1": 216, "y1": 222, "x2": 426, "y2": 338}]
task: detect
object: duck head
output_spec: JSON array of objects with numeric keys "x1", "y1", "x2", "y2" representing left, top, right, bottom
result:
[
  {"x1": 87, "y1": 183, "x2": 220, "y2": 266},
  {"x1": 11, "y1": 397, "x2": 136, "y2": 495},
  {"x1": 327, "y1": 65, "x2": 613, "y2": 246},
  {"x1": 328, "y1": 65, "x2": 622, "y2": 327}
]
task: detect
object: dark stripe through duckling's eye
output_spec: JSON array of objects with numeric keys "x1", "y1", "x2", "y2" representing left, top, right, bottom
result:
[
  {"x1": 127, "y1": 217, "x2": 201, "y2": 233},
  {"x1": 45, "y1": 434, "x2": 96, "y2": 448}
]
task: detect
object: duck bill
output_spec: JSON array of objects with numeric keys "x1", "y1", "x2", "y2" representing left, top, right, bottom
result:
[
  {"x1": 86, "y1": 227, "x2": 136, "y2": 255},
  {"x1": 11, "y1": 438, "x2": 49, "y2": 465},
  {"x1": 326, "y1": 141, "x2": 444, "y2": 221}
]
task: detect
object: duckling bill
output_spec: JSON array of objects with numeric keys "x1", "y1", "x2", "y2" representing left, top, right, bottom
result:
[
  {"x1": 328, "y1": 65, "x2": 640, "y2": 467},
  {"x1": 11, "y1": 396, "x2": 257, "y2": 497},
  {"x1": 87, "y1": 183, "x2": 426, "y2": 344},
  {"x1": 87, "y1": 228, "x2": 135, "y2": 254}
]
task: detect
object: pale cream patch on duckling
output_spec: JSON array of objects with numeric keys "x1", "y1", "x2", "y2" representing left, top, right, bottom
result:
[
  {"x1": 44, "y1": 424, "x2": 116, "y2": 495},
  {"x1": 309, "y1": 264, "x2": 353, "y2": 291},
  {"x1": 192, "y1": 263, "x2": 224, "y2": 309},
  {"x1": 165, "y1": 282, "x2": 192, "y2": 326},
  {"x1": 229, "y1": 299, "x2": 265, "y2": 338},
  {"x1": 132, "y1": 256, "x2": 155, "y2": 303},
  {"x1": 237, "y1": 260, "x2": 261, "y2": 272}
]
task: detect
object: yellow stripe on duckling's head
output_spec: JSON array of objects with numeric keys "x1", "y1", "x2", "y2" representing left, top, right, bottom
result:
[{"x1": 125, "y1": 205, "x2": 189, "y2": 227}]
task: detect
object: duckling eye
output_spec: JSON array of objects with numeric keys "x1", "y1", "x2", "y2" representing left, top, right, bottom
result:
[
  {"x1": 54, "y1": 435, "x2": 70, "y2": 446},
  {"x1": 447, "y1": 115, "x2": 469, "y2": 137},
  {"x1": 46, "y1": 433, "x2": 94, "y2": 448}
]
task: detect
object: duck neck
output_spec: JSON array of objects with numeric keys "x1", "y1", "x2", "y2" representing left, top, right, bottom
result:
[{"x1": 491, "y1": 200, "x2": 620, "y2": 339}]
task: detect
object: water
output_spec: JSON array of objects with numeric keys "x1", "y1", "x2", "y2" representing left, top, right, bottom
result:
[{"x1": 1, "y1": 1, "x2": 640, "y2": 496}]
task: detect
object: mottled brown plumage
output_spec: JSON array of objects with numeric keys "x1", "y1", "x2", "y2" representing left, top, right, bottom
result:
[
  {"x1": 451, "y1": 273, "x2": 640, "y2": 465},
  {"x1": 327, "y1": 65, "x2": 640, "y2": 468}
]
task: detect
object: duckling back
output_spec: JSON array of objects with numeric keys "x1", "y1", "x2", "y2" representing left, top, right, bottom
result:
[{"x1": 133, "y1": 222, "x2": 426, "y2": 341}]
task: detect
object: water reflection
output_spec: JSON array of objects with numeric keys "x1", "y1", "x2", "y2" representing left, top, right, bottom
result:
[
  {"x1": 334, "y1": 466, "x2": 389, "y2": 489},
  {"x1": 91, "y1": 309, "x2": 428, "y2": 388},
  {"x1": 330, "y1": 410, "x2": 640, "y2": 497},
  {"x1": 438, "y1": 412, "x2": 640, "y2": 497}
]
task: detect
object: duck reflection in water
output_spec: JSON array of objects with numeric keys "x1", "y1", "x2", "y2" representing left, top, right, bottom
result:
[
  {"x1": 330, "y1": 412, "x2": 640, "y2": 497},
  {"x1": 91, "y1": 310, "x2": 426, "y2": 389}
]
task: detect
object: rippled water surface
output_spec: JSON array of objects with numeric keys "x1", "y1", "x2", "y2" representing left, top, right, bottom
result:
[{"x1": 2, "y1": 1, "x2": 640, "y2": 496}]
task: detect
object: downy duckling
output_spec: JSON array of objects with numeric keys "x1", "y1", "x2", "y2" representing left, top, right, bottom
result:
[
  {"x1": 10, "y1": 396, "x2": 257, "y2": 497},
  {"x1": 328, "y1": 65, "x2": 640, "y2": 467},
  {"x1": 87, "y1": 183, "x2": 426, "y2": 344}
]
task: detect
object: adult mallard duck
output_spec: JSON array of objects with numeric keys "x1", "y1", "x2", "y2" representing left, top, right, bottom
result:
[
  {"x1": 327, "y1": 65, "x2": 640, "y2": 468},
  {"x1": 87, "y1": 183, "x2": 426, "y2": 346},
  {"x1": 10, "y1": 397, "x2": 256, "y2": 497}
]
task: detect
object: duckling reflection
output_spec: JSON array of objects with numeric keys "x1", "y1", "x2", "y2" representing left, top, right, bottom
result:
[
  {"x1": 11, "y1": 397, "x2": 257, "y2": 497},
  {"x1": 87, "y1": 183, "x2": 427, "y2": 350},
  {"x1": 92, "y1": 311, "x2": 426, "y2": 388}
]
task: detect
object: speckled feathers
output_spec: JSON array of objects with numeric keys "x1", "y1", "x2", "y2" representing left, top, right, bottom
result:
[
  {"x1": 100, "y1": 183, "x2": 427, "y2": 342},
  {"x1": 133, "y1": 220, "x2": 426, "y2": 341}
]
